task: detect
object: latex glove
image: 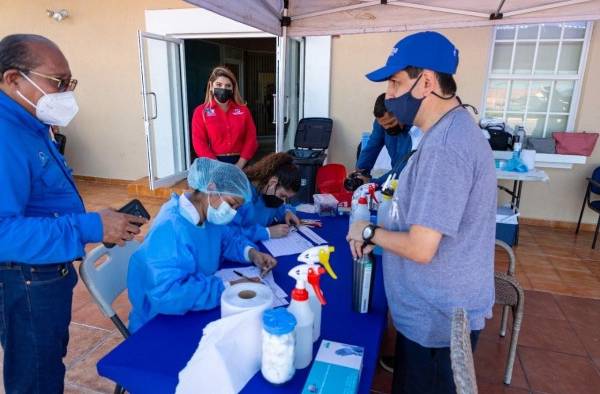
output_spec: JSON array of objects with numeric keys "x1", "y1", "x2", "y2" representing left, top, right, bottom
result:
[
  {"x1": 249, "y1": 249, "x2": 277, "y2": 277},
  {"x1": 285, "y1": 211, "x2": 301, "y2": 226},
  {"x1": 269, "y1": 224, "x2": 290, "y2": 238}
]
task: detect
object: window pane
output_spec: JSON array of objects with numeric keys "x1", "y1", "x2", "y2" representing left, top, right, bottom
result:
[
  {"x1": 506, "y1": 113, "x2": 524, "y2": 128},
  {"x1": 563, "y1": 21, "x2": 586, "y2": 39},
  {"x1": 485, "y1": 111, "x2": 503, "y2": 119},
  {"x1": 558, "y1": 42, "x2": 583, "y2": 74},
  {"x1": 535, "y1": 43, "x2": 559, "y2": 74},
  {"x1": 517, "y1": 25, "x2": 539, "y2": 39},
  {"x1": 485, "y1": 80, "x2": 508, "y2": 112},
  {"x1": 491, "y1": 43, "x2": 513, "y2": 74},
  {"x1": 528, "y1": 80, "x2": 552, "y2": 113},
  {"x1": 540, "y1": 23, "x2": 562, "y2": 39},
  {"x1": 550, "y1": 80, "x2": 575, "y2": 113},
  {"x1": 496, "y1": 26, "x2": 515, "y2": 40},
  {"x1": 508, "y1": 80, "x2": 529, "y2": 112},
  {"x1": 547, "y1": 115, "x2": 569, "y2": 133},
  {"x1": 524, "y1": 114, "x2": 546, "y2": 137},
  {"x1": 514, "y1": 43, "x2": 535, "y2": 74}
]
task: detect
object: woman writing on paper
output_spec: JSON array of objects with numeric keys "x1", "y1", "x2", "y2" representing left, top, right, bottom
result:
[
  {"x1": 230, "y1": 152, "x2": 302, "y2": 242},
  {"x1": 127, "y1": 158, "x2": 276, "y2": 332}
]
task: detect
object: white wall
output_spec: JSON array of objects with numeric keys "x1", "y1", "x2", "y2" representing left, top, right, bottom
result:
[{"x1": 303, "y1": 36, "x2": 332, "y2": 118}]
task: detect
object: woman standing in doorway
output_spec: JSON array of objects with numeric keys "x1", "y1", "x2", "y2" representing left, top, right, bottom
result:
[{"x1": 192, "y1": 66, "x2": 258, "y2": 168}]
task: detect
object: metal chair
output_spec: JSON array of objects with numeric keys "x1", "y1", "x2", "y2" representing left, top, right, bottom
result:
[
  {"x1": 450, "y1": 308, "x2": 478, "y2": 394},
  {"x1": 495, "y1": 239, "x2": 515, "y2": 336},
  {"x1": 79, "y1": 240, "x2": 140, "y2": 394},
  {"x1": 576, "y1": 166, "x2": 600, "y2": 248},
  {"x1": 494, "y1": 272, "x2": 525, "y2": 385},
  {"x1": 494, "y1": 239, "x2": 524, "y2": 385}
]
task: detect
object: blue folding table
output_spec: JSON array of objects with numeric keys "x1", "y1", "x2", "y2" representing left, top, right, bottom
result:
[{"x1": 97, "y1": 215, "x2": 388, "y2": 393}]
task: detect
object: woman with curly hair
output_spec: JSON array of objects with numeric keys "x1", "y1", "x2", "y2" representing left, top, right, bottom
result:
[{"x1": 232, "y1": 152, "x2": 302, "y2": 241}]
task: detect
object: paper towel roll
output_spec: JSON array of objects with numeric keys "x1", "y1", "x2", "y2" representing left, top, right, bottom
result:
[{"x1": 221, "y1": 282, "x2": 274, "y2": 318}]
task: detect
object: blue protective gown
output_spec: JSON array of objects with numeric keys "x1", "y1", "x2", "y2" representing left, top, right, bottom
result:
[
  {"x1": 127, "y1": 194, "x2": 256, "y2": 332},
  {"x1": 231, "y1": 184, "x2": 295, "y2": 242}
]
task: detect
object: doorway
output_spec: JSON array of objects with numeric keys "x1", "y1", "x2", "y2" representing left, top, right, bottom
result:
[{"x1": 183, "y1": 38, "x2": 277, "y2": 163}]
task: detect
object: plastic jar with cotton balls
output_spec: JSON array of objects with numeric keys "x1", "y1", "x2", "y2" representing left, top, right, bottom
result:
[{"x1": 261, "y1": 308, "x2": 297, "y2": 385}]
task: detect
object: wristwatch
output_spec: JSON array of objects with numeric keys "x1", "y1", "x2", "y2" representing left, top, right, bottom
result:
[{"x1": 362, "y1": 224, "x2": 379, "y2": 244}]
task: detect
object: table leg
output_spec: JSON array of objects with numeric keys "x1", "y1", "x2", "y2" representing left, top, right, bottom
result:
[
  {"x1": 514, "y1": 181, "x2": 524, "y2": 245},
  {"x1": 511, "y1": 180, "x2": 519, "y2": 209}
]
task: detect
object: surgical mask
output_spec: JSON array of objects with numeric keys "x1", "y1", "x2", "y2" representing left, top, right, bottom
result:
[
  {"x1": 206, "y1": 197, "x2": 237, "y2": 225},
  {"x1": 213, "y1": 88, "x2": 233, "y2": 104},
  {"x1": 384, "y1": 74, "x2": 424, "y2": 129},
  {"x1": 17, "y1": 71, "x2": 79, "y2": 127}
]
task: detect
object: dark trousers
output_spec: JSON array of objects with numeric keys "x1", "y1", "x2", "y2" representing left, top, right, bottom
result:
[
  {"x1": 0, "y1": 262, "x2": 77, "y2": 394},
  {"x1": 392, "y1": 330, "x2": 480, "y2": 394},
  {"x1": 216, "y1": 155, "x2": 240, "y2": 165}
]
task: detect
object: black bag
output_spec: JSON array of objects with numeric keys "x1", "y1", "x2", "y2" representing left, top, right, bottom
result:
[
  {"x1": 487, "y1": 126, "x2": 514, "y2": 151},
  {"x1": 525, "y1": 137, "x2": 556, "y2": 154}
]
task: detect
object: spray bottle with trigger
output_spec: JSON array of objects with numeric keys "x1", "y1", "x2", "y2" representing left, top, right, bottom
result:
[
  {"x1": 287, "y1": 266, "x2": 315, "y2": 369},
  {"x1": 297, "y1": 245, "x2": 337, "y2": 342}
]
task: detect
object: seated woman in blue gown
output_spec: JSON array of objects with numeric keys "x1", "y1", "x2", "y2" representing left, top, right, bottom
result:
[
  {"x1": 127, "y1": 158, "x2": 277, "y2": 332},
  {"x1": 232, "y1": 152, "x2": 302, "y2": 242}
]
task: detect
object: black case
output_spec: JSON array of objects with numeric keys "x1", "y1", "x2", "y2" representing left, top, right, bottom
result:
[
  {"x1": 103, "y1": 199, "x2": 151, "y2": 249},
  {"x1": 288, "y1": 118, "x2": 333, "y2": 204}
]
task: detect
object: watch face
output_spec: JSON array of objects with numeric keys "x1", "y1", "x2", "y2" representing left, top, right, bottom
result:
[{"x1": 363, "y1": 226, "x2": 373, "y2": 240}]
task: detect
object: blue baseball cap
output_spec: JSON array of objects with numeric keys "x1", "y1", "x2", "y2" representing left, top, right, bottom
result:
[{"x1": 366, "y1": 31, "x2": 459, "y2": 82}]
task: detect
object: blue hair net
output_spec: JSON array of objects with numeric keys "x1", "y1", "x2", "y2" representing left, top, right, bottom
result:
[{"x1": 187, "y1": 158, "x2": 252, "y2": 202}]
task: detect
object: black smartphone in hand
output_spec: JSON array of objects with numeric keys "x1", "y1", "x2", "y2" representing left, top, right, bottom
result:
[{"x1": 103, "y1": 199, "x2": 151, "y2": 248}]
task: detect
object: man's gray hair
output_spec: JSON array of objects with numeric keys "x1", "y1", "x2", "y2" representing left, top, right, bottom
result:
[{"x1": 0, "y1": 34, "x2": 58, "y2": 81}]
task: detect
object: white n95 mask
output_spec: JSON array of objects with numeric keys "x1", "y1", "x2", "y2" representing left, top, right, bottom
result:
[{"x1": 17, "y1": 71, "x2": 79, "y2": 127}]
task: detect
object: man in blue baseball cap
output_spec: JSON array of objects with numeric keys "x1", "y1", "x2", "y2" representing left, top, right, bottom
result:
[{"x1": 347, "y1": 31, "x2": 496, "y2": 393}]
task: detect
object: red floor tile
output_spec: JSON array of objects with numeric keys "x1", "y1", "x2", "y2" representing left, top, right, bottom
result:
[
  {"x1": 519, "y1": 347, "x2": 600, "y2": 394},
  {"x1": 518, "y1": 317, "x2": 587, "y2": 356}
]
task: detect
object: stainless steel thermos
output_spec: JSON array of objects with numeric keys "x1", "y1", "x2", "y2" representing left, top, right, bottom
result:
[{"x1": 352, "y1": 252, "x2": 375, "y2": 313}]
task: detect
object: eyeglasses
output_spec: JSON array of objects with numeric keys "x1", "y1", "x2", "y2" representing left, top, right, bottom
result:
[{"x1": 26, "y1": 70, "x2": 78, "y2": 92}]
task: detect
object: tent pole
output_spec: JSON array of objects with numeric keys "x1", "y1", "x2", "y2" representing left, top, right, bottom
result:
[{"x1": 276, "y1": 4, "x2": 288, "y2": 152}]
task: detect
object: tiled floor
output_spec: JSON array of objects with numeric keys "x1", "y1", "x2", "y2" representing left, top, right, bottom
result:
[{"x1": 2, "y1": 180, "x2": 600, "y2": 393}]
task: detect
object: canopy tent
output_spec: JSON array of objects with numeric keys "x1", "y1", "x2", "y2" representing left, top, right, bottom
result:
[
  {"x1": 185, "y1": 0, "x2": 600, "y2": 37},
  {"x1": 183, "y1": 0, "x2": 600, "y2": 152}
]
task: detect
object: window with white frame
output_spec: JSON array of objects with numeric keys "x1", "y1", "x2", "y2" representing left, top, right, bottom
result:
[{"x1": 483, "y1": 22, "x2": 592, "y2": 138}]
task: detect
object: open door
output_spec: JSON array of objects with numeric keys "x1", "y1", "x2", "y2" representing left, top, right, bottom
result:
[
  {"x1": 138, "y1": 32, "x2": 190, "y2": 190},
  {"x1": 275, "y1": 36, "x2": 304, "y2": 153}
]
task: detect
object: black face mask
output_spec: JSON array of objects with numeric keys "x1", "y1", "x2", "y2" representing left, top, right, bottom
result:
[
  {"x1": 263, "y1": 194, "x2": 284, "y2": 208},
  {"x1": 384, "y1": 123, "x2": 411, "y2": 136},
  {"x1": 213, "y1": 88, "x2": 233, "y2": 103}
]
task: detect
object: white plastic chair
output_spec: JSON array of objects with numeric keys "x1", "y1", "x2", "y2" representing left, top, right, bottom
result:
[
  {"x1": 79, "y1": 240, "x2": 140, "y2": 338},
  {"x1": 79, "y1": 241, "x2": 140, "y2": 394}
]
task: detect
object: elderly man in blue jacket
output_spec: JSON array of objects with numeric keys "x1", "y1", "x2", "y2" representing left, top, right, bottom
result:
[{"x1": 0, "y1": 34, "x2": 146, "y2": 393}]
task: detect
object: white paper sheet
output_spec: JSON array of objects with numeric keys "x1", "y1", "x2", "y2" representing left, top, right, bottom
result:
[
  {"x1": 297, "y1": 225, "x2": 327, "y2": 245},
  {"x1": 261, "y1": 231, "x2": 314, "y2": 257},
  {"x1": 215, "y1": 266, "x2": 288, "y2": 307},
  {"x1": 295, "y1": 204, "x2": 317, "y2": 214}
]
